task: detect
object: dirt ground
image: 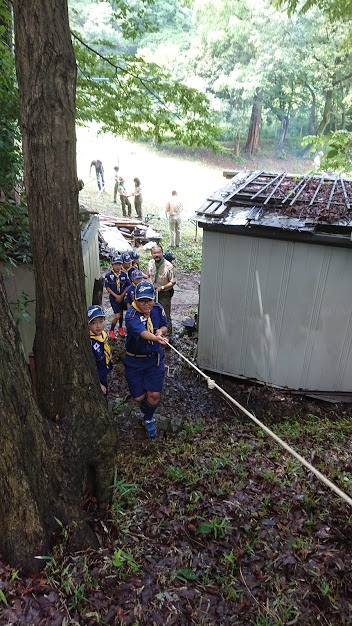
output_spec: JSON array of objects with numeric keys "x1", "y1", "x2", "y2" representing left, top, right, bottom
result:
[{"x1": 104, "y1": 267, "x2": 351, "y2": 450}]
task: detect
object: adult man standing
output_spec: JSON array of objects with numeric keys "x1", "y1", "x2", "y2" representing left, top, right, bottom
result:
[
  {"x1": 148, "y1": 244, "x2": 176, "y2": 338},
  {"x1": 117, "y1": 177, "x2": 132, "y2": 217},
  {"x1": 90, "y1": 159, "x2": 105, "y2": 191},
  {"x1": 113, "y1": 166, "x2": 120, "y2": 203},
  {"x1": 165, "y1": 190, "x2": 183, "y2": 247}
]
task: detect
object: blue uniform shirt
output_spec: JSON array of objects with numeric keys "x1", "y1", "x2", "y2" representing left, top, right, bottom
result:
[
  {"x1": 90, "y1": 330, "x2": 112, "y2": 386},
  {"x1": 125, "y1": 303, "x2": 167, "y2": 356},
  {"x1": 124, "y1": 283, "x2": 137, "y2": 306},
  {"x1": 104, "y1": 268, "x2": 130, "y2": 299}
]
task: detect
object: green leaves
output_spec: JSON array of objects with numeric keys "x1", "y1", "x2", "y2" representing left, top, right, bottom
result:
[
  {"x1": 112, "y1": 548, "x2": 141, "y2": 572},
  {"x1": 302, "y1": 130, "x2": 352, "y2": 173},
  {"x1": 73, "y1": 35, "x2": 221, "y2": 149},
  {"x1": 273, "y1": 0, "x2": 352, "y2": 19},
  {"x1": 0, "y1": 198, "x2": 31, "y2": 264},
  {"x1": 174, "y1": 568, "x2": 198, "y2": 581},
  {"x1": 0, "y1": 589, "x2": 8, "y2": 605},
  {"x1": 196, "y1": 517, "x2": 233, "y2": 539}
]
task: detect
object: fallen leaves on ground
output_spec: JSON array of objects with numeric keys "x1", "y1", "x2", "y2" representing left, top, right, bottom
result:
[{"x1": 1, "y1": 284, "x2": 352, "y2": 625}]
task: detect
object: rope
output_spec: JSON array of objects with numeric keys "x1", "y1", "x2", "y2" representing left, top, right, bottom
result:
[{"x1": 167, "y1": 342, "x2": 352, "y2": 508}]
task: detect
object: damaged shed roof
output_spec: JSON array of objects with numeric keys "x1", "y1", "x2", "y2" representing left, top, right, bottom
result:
[{"x1": 195, "y1": 170, "x2": 352, "y2": 247}]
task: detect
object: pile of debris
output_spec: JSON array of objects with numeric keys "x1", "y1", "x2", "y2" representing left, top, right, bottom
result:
[{"x1": 98, "y1": 215, "x2": 162, "y2": 260}]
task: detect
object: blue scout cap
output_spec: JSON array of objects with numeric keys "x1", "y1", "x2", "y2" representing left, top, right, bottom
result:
[
  {"x1": 131, "y1": 269, "x2": 143, "y2": 281},
  {"x1": 111, "y1": 255, "x2": 123, "y2": 264},
  {"x1": 122, "y1": 252, "x2": 132, "y2": 263},
  {"x1": 135, "y1": 281, "x2": 155, "y2": 300},
  {"x1": 88, "y1": 305, "x2": 105, "y2": 323},
  {"x1": 131, "y1": 250, "x2": 140, "y2": 260}
]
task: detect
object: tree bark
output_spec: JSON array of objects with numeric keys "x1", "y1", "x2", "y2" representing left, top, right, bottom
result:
[
  {"x1": 234, "y1": 131, "x2": 240, "y2": 157},
  {"x1": 244, "y1": 88, "x2": 263, "y2": 154},
  {"x1": 4, "y1": 0, "x2": 118, "y2": 569},
  {"x1": 277, "y1": 115, "x2": 289, "y2": 144},
  {"x1": 305, "y1": 84, "x2": 316, "y2": 135},
  {"x1": 316, "y1": 89, "x2": 333, "y2": 135},
  {"x1": 0, "y1": 276, "x2": 57, "y2": 570}
]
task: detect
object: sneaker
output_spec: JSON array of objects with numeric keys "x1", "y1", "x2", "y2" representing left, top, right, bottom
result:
[
  {"x1": 118, "y1": 327, "x2": 126, "y2": 337},
  {"x1": 144, "y1": 418, "x2": 157, "y2": 439},
  {"x1": 109, "y1": 329, "x2": 116, "y2": 339}
]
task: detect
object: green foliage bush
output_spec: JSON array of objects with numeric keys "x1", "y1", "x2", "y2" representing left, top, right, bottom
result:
[{"x1": 0, "y1": 199, "x2": 31, "y2": 265}]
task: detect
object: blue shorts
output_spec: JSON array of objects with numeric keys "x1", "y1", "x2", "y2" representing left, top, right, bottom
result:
[
  {"x1": 110, "y1": 298, "x2": 122, "y2": 314},
  {"x1": 124, "y1": 353, "x2": 165, "y2": 398}
]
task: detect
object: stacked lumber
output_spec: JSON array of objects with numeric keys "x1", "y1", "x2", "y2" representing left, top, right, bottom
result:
[
  {"x1": 99, "y1": 214, "x2": 144, "y2": 242},
  {"x1": 99, "y1": 214, "x2": 162, "y2": 247}
]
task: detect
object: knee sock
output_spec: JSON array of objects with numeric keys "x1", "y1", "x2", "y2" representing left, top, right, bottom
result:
[
  {"x1": 140, "y1": 398, "x2": 157, "y2": 421},
  {"x1": 119, "y1": 317, "x2": 123, "y2": 328}
]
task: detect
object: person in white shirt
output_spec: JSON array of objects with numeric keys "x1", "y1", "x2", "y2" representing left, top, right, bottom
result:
[
  {"x1": 165, "y1": 190, "x2": 183, "y2": 247},
  {"x1": 147, "y1": 245, "x2": 176, "y2": 338}
]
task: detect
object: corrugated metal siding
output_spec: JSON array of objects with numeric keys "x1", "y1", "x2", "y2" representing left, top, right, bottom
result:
[
  {"x1": 3, "y1": 263, "x2": 36, "y2": 362},
  {"x1": 81, "y1": 215, "x2": 100, "y2": 306},
  {"x1": 4, "y1": 215, "x2": 101, "y2": 361},
  {"x1": 198, "y1": 230, "x2": 352, "y2": 391}
]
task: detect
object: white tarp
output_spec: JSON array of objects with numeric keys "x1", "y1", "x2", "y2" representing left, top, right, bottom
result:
[{"x1": 99, "y1": 225, "x2": 132, "y2": 253}]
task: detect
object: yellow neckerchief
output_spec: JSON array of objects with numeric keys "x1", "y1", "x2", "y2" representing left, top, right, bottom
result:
[
  {"x1": 89, "y1": 330, "x2": 112, "y2": 365},
  {"x1": 112, "y1": 269, "x2": 120, "y2": 291},
  {"x1": 132, "y1": 301, "x2": 154, "y2": 336}
]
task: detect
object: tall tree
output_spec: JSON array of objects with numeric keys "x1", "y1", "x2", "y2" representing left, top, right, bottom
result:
[
  {"x1": 1, "y1": 0, "x2": 118, "y2": 570},
  {"x1": 244, "y1": 88, "x2": 263, "y2": 153}
]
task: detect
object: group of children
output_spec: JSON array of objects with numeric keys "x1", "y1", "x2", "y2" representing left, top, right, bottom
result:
[
  {"x1": 104, "y1": 251, "x2": 143, "y2": 339},
  {"x1": 87, "y1": 250, "x2": 168, "y2": 439}
]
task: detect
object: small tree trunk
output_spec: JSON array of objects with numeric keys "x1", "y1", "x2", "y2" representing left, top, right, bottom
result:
[
  {"x1": 305, "y1": 84, "x2": 316, "y2": 135},
  {"x1": 278, "y1": 115, "x2": 289, "y2": 144},
  {"x1": 316, "y1": 89, "x2": 333, "y2": 135},
  {"x1": 234, "y1": 131, "x2": 240, "y2": 157},
  {"x1": 244, "y1": 88, "x2": 263, "y2": 154}
]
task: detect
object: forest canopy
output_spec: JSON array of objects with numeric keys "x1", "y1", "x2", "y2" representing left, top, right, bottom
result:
[
  {"x1": 68, "y1": 0, "x2": 352, "y2": 167},
  {"x1": 2, "y1": 0, "x2": 352, "y2": 188}
]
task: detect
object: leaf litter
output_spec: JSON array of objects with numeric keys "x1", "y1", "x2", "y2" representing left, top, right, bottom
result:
[{"x1": 1, "y1": 271, "x2": 352, "y2": 625}]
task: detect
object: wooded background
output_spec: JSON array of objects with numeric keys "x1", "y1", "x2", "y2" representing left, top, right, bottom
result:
[
  {"x1": 69, "y1": 0, "x2": 352, "y2": 162},
  {"x1": 0, "y1": 0, "x2": 351, "y2": 571}
]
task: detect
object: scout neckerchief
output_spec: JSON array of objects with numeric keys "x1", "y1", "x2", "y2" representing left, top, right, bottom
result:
[
  {"x1": 89, "y1": 330, "x2": 112, "y2": 365},
  {"x1": 153, "y1": 257, "x2": 165, "y2": 286},
  {"x1": 113, "y1": 269, "x2": 120, "y2": 292},
  {"x1": 132, "y1": 301, "x2": 154, "y2": 337}
]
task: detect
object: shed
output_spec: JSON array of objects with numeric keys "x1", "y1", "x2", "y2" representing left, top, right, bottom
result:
[
  {"x1": 3, "y1": 213, "x2": 100, "y2": 361},
  {"x1": 194, "y1": 170, "x2": 352, "y2": 395}
]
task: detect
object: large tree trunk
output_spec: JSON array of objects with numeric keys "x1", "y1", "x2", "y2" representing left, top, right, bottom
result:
[
  {"x1": 0, "y1": 276, "x2": 57, "y2": 570},
  {"x1": 5, "y1": 0, "x2": 118, "y2": 569},
  {"x1": 244, "y1": 88, "x2": 263, "y2": 154}
]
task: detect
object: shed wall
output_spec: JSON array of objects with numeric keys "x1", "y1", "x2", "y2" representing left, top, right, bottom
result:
[
  {"x1": 4, "y1": 215, "x2": 100, "y2": 361},
  {"x1": 197, "y1": 231, "x2": 352, "y2": 392},
  {"x1": 81, "y1": 215, "x2": 101, "y2": 307}
]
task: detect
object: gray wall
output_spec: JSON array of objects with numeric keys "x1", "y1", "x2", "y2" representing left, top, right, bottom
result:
[
  {"x1": 198, "y1": 230, "x2": 352, "y2": 392},
  {"x1": 4, "y1": 215, "x2": 100, "y2": 361}
]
